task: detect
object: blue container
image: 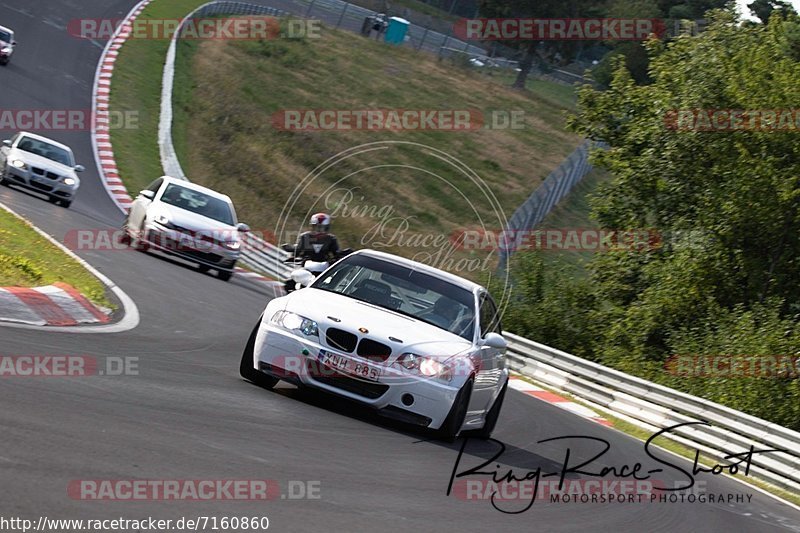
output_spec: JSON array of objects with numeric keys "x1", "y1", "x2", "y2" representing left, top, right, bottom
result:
[{"x1": 384, "y1": 17, "x2": 409, "y2": 45}]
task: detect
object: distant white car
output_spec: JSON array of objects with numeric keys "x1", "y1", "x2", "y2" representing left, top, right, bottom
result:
[
  {"x1": 240, "y1": 249, "x2": 509, "y2": 440},
  {"x1": 0, "y1": 25, "x2": 15, "y2": 65},
  {"x1": 0, "y1": 132, "x2": 84, "y2": 208},
  {"x1": 122, "y1": 176, "x2": 249, "y2": 281}
]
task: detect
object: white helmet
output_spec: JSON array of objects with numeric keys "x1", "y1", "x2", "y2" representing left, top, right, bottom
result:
[{"x1": 310, "y1": 212, "x2": 331, "y2": 232}]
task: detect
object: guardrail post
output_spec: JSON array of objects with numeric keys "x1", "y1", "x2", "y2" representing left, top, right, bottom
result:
[
  {"x1": 305, "y1": 0, "x2": 316, "y2": 18},
  {"x1": 336, "y1": 3, "x2": 349, "y2": 29},
  {"x1": 417, "y1": 28, "x2": 428, "y2": 50}
]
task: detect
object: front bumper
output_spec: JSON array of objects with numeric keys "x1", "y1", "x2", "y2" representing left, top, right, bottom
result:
[
  {"x1": 5, "y1": 166, "x2": 78, "y2": 199},
  {"x1": 143, "y1": 224, "x2": 240, "y2": 272},
  {"x1": 251, "y1": 321, "x2": 462, "y2": 429}
]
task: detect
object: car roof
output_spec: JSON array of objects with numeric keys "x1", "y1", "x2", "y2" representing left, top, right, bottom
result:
[
  {"x1": 158, "y1": 176, "x2": 233, "y2": 203},
  {"x1": 351, "y1": 249, "x2": 484, "y2": 294},
  {"x1": 16, "y1": 132, "x2": 72, "y2": 152},
  {"x1": 0, "y1": 26, "x2": 13, "y2": 35}
]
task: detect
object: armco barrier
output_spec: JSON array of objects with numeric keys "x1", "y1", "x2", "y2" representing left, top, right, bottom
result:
[
  {"x1": 504, "y1": 332, "x2": 800, "y2": 494},
  {"x1": 159, "y1": 1, "x2": 293, "y2": 280}
]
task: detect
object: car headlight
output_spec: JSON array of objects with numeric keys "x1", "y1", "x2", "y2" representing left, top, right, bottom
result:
[
  {"x1": 0, "y1": 47, "x2": 11, "y2": 54},
  {"x1": 154, "y1": 214, "x2": 175, "y2": 229},
  {"x1": 222, "y1": 240, "x2": 241, "y2": 251},
  {"x1": 270, "y1": 310, "x2": 319, "y2": 338},
  {"x1": 10, "y1": 159, "x2": 26, "y2": 170},
  {"x1": 63, "y1": 177, "x2": 76, "y2": 186},
  {"x1": 393, "y1": 353, "x2": 453, "y2": 382}
]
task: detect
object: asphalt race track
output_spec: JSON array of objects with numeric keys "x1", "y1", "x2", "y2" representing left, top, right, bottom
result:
[{"x1": 1, "y1": 1, "x2": 799, "y2": 531}]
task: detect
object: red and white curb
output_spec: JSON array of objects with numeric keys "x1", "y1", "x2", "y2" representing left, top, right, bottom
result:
[
  {"x1": 0, "y1": 282, "x2": 111, "y2": 327},
  {"x1": 509, "y1": 375, "x2": 613, "y2": 427},
  {"x1": 91, "y1": 0, "x2": 154, "y2": 213}
]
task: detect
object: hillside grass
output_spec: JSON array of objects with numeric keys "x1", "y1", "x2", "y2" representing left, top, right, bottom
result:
[
  {"x1": 171, "y1": 27, "x2": 580, "y2": 271},
  {"x1": 109, "y1": 0, "x2": 582, "y2": 282}
]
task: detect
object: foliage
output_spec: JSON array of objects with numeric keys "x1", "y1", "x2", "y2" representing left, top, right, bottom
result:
[{"x1": 504, "y1": 12, "x2": 800, "y2": 430}]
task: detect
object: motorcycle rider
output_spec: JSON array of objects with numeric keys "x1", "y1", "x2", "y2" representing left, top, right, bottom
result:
[
  {"x1": 290, "y1": 213, "x2": 340, "y2": 262},
  {"x1": 283, "y1": 213, "x2": 342, "y2": 293}
]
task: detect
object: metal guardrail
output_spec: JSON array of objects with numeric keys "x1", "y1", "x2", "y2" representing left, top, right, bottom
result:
[
  {"x1": 504, "y1": 332, "x2": 800, "y2": 494},
  {"x1": 159, "y1": 1, "x2": 294, "y2": 280}
]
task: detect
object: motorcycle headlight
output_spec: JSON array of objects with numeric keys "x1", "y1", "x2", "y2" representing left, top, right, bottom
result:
[
  {"x1": 271, "y1": 310, "x2": 319, "y2": 338},
  {"x1": 63, "y1": 177, "x2": 76, "y2": 186},
  {"x1": 393, "y1": 353, "x2": 453, "y2": 382},
  {"x1": 11, "y1": 159, "x2": 26, "y2": 170}
]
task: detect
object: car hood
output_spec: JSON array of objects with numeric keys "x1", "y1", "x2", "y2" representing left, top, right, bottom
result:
[
  {"x1": 284, "y1": 288, "x2": 474, "y2": 360},
  {"x1": 155, "y1": 203, "x2": 237, "y2": 233},
  {"x1": 12, "y1": 150, "x2": 76, "y2": 176}
]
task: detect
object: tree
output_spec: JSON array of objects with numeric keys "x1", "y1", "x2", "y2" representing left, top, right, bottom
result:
[
  {"x1": 477, "y1": 0, "x2": 603, "y2": 89},
  {"x1": 747, "y1": 0, "x2": 795, "y2": 23},
  {"x1": 501, "y1": 9, "x2": 800, "y2": 429}
]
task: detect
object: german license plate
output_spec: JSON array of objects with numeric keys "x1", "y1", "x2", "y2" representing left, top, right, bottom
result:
[{"x1": 318, "y1": 349, "x2": 381, "y2": 382}]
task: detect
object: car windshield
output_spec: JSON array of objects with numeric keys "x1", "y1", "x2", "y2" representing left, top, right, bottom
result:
[
  {"x1": 0, "y1": 31, "x2": 11, "y2": 43},
  {"x1": 313, "y1": 254, "x2": 476, "y2": 340},
  {"x1": 159, "y1": 183, "x2": 235, "y2": 226},
  {"x1": 16, "y1": 137, "x2": 74, "y2": 166}
]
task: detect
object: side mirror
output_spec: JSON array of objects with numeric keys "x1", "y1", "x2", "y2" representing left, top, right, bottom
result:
[
  {"x1": 140, "y1": 190, "x2": 155, "y2": 200},
  {"x1": 236, "y1": 223, "x2": 250, "y2": 233},
  {"x1": 2, "y1": 140, "x2": 11, "y2": 147},
  {"x1": 11, "y1": 41, "x2": 16, "y2": 46},
  {"x1": 482, "y1": 332, "x2": 507, "y2": 350},
  {"x1": 74, "y1": 164, "x2": 85, "y2": 173},
  {"x1": 291, "y1": 269, "x2": 314, "y2": 288}
]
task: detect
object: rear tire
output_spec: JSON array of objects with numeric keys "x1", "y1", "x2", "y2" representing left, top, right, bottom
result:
[
  {"x1": 472, "y1": 378, "x2": 507, "y2": 439},
  {"x1": 198, "y1": 264, "x2": 210, "y2": 273},
  {"x1": 437, "y1": 378, "x2": 473, "y2": 442},
  {"x1": 240, "y1": 317, "x2": 278, "y2": 389}
]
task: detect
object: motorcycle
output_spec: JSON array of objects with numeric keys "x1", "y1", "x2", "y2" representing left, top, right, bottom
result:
[{"x1": 281, "y1": 247, "x2": 353, "y2": 294}]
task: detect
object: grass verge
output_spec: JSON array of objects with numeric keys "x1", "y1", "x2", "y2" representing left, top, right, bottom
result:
[{"x1": 0, "y1": 206, "x2": 112, "y2": 308}]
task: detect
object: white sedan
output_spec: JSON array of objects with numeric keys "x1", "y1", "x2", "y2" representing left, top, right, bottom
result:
[
  {"x1": 240, "y1": 249, "x2": 509, "y2": 440},
  {"x1": 0, "y1": 25, "x2": 15, "y2": 65},
  {"x1": 122, "y1": 176, "x2": 249, "y2": 281},
  {"x1": 0, "y1": 132, "x2": 84, "y2": 208}
]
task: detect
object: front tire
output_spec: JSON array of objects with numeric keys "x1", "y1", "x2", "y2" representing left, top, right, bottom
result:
[
  {"x1": 239, "y1": 317, "x2": 278, "y2": 389},
  {"x1": 437, "y1": 378, "x2": 473, "y2": 442},
  {"x1": 119, "y1": 217, "x2": 132, "y2": 246},
  {"x1": 217, "y1": 269, "x2": 233, "y2": 281},
  {"x1": 472, "y1": 379, "x2": 507, "y2": 439}
]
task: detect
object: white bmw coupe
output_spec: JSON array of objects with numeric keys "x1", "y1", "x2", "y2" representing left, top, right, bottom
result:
[{"x1": 240, "y1": 249, "x2": 509, "y2": 440}]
